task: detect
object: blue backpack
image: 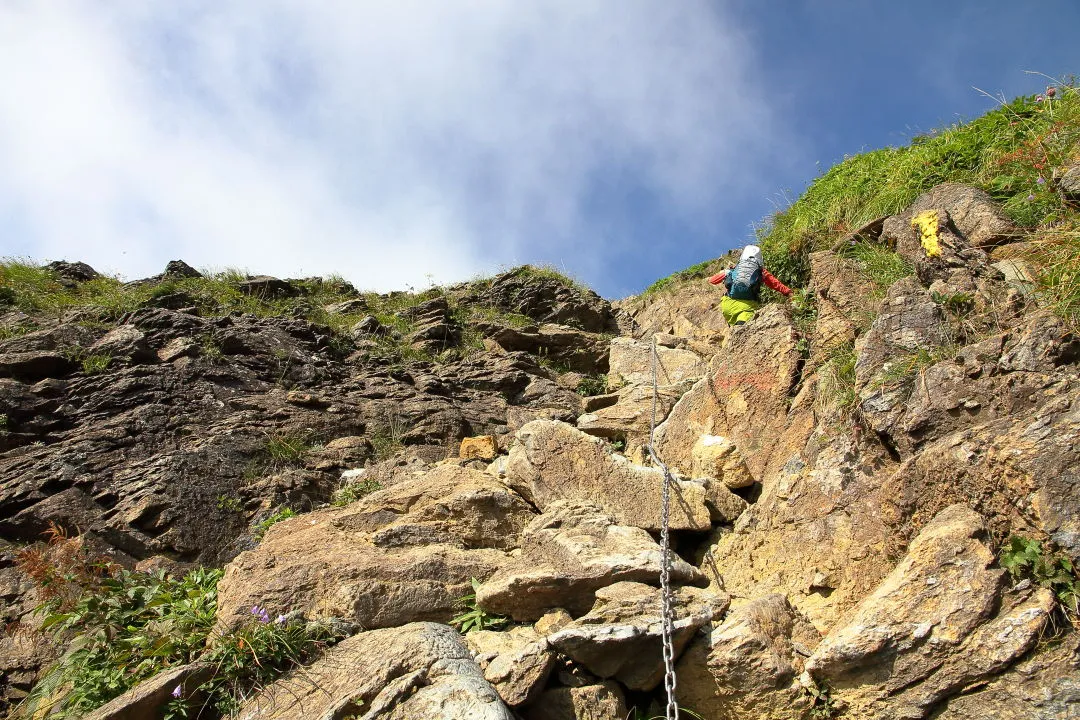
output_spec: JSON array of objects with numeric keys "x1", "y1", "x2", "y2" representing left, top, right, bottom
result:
[{"x1": 724, "y1": 259, "x2": 763, "y2": 301}]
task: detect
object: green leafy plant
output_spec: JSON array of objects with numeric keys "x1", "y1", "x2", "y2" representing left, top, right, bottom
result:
[
  {"x1": 253, "y1": 508, "x2": 298, "y2": 541},
  {"x1": 576, "y1": 374, "x2": 609, "y2": 397},
  {"x1": 931, "y1": 290, "x2": 975, "y2": 315},
  {"x1": 1000, "y1": 536, "x2": 1078, "y2": 618},
  {"x1": 451, "y1": 578, "x2": 508, "y2": 633},
  {"x1": 14, "y1": 525, "x2": 333, "y2": 719},
  {"x1": 15, "y1": 527, "x2": 221, "y2": 719},
  {"x1": 804, "y1": 676, "x2": 840, "y2": 719},
  {"x1": 0, "y1": 413, "x2": 8, "y2": 432},
  {"x1": 192, "y1": 610, "x2": 333, "y2": 717},
  {"x1": 200, "y1": 334, "x2": 225, "y2": 363},
  {"x1": 216, "y1": 494, "x2": 243, "y2": 513},
  {"x1": 81, "y1": 353, "x2": 112, "y2": 375},
  {"x1": 331, "y1": 477, "x2": 382, "y2": 506}
]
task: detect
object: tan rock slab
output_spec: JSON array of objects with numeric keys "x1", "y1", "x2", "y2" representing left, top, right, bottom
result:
[
  {"x1": 237, "y1": 622, "x2": 514, "y2": 720},
  {"x1": 803, "y1": 504, "x2": 1052, "y2": 717},
  {"x1": 606, "y1": 336, "x2": 706, "y2": 390},
  {"x1": 505, "y1": 420, "x2": 711, "y2": 532},
  {"x1": 676, "y1": 593, "x2": 820, "y2": 720},
  {"x1": 217, "y1": 466, "x2": 533, "y2": 630},
  {"x1": 576, "y1": 382, "x2": 687, "y2": 441},
  {"x1": 547, "y1": 581, "x2": 728, "y2": 691},
  {"x1": 466, "y1": 626, "x2": 555, "y2": 707},
  {"x1": 691, "y1": 434, "x2": 754, "y2": 489},
  {"x1": 477, "y1": 501, "x2": 707, "y2": 621},
  {"x1": 85, "y1": 663, "x2": 211, "y2": 720},
  {"x1": 653, "y1": 304, "x2": 803, "y2": 482},
  {"x1": 461, "y1": 434, "x2": 499, "y2": 461}
]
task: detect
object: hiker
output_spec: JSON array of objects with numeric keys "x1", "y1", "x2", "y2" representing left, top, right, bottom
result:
[{"x1": 707, "y1": 245, "x2": 792, "y2": 326}]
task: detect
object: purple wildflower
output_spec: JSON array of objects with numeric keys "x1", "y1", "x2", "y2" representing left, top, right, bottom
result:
[
  {"x1": 1028, "y1": 194, "x2": 1036, "y2": 201},
  {"x1": 1036, "y1": 95, "x2": 1044, "y2": 103},
  {"x1": 1037, "y1": 177, "x2": 1046, "y2": 185},
  {"x1": 275, "y1": 614, "x2": 288, "y2": 625},
  {"x1": 1047, "y1": 87, "x2": 1057, "y2": 98},
  {"x1": 171, "y1": 685, "x2": 182, "y2": 699},
  {"x1": 251, "y1": 605, "x2": 271, "y2": 623}
]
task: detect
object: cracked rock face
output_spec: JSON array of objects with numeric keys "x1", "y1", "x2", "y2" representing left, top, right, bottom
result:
[
  {"x1": 676, "y1": 593, "x2": 820, "y2": 720},
  {"x1": 236, "y1": 622, "x2": 515, "y2": 720},
  {"x1": 547, "y1": 581, "x2": 728, "y2": 691},
  {"x1": 505, "y1": 420, "x2": 712, "y2": 532},
  {"x1": 214, "y1": 467, "x2": 535, "y2": 631},
  {"x1": 476, "y1": 501, "x2": 707, "y2": 621},
  {"x1": 654, "y1": 304, "x2": 805, "y2": 483},
  {"x1": 805, "y1": 504, "x2": 1054, "y2": 718}
]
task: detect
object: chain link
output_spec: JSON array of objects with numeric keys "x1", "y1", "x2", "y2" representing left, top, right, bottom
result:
[{"x1": 647, "y1": 338, "x2": 678, "y2": 720}]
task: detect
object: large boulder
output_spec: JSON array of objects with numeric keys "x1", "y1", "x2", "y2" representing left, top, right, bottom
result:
[
  {"x1": 1057, "y1": 160, "x2": 1080, "y2": 201},
  {"x1": 236, "y1": 622, "x2": 515, "y2": 720},
  {"x1": 333, "y1": 465, "x2": 537, "y2": 551},
  {"x1": 466, "y1": 627, "x2": 555, "y2": 707},
  {"x1": 606, "y1": 337, "x2": 706, "y2": 390},
  {"x1": 401, "y1": 294, "x2": 461, "y2": 353},
  {"x1": 690, "y1": 434, "x2": 754, "y2": 489},
  {"x1": 46, "y1": 260, "x2": 100, "y2": 284},
  {"x1": 485, "y1": 323, "x2": 610, "y2": 374},
  {"x1": 931, "y1": 635, "x2": 1080, "y2": 720},
  {"x1": 881, "y1": 388, "x2": 1080, "y2": 563},
  {"x1": 216, "y1": 467, "x2": 532, "y2": 630},
  {"x1": 613, "y1": 279, "x2": 730, "y2": 345},
  {"x1": 854, "y1": 276, "x2": 952, "y2": 388},
  {"x1": 653, "y1": 304, "x2": 805, "y2": 481},
  {"x1": 547, "y1": 581, "x2": 728, "y2": 691},
  {"x1": 575, "y1": 382, "x2": 688, "y2": 444},
  {"x1": 805, "y1": 505, "x2": 1053, "y2": 718},
  {"x1": 505, "y1": 420, "x2": 712, "y2": 532},
  {"x1": 881, "y1": 182, "x2": 1018, "y2": 250},
  {"x1": 677, "y1": 593, "x2": 820, "y2": 720},
  {"x1": 477, "y1": 501, "x2": 707, "y2": 621},
  {"x1": 84, "y1": 663, "x2": 211, "y2": 720},
  {"x1": 807, "y1": 249, "x2": 879, "y2": 343}
]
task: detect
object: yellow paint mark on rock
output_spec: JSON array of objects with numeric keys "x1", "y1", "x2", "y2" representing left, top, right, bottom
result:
[{"x1": 912, "y1": 210, "x2": 942, "y2": 258}]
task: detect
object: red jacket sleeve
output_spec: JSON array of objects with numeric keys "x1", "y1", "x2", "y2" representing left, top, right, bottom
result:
[
  {"x1": 762, "y1": 269, "x2": 792, "y2": 296},
  {"x1": 707, "y1": 271, "x2": 727, "y2": 285}
]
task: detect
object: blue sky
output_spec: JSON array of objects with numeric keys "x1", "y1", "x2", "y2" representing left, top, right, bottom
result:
[{"x1": 1, "y1": 2, "x2": 1077, "y2": 299}]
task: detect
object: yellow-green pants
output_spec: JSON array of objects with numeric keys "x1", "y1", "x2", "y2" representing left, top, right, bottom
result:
[{"x1": 721, "y1": 296, "x2": 760, "y2": 325}]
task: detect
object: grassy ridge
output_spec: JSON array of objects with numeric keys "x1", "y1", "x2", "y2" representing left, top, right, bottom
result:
[
  {"x1": 643, "y1": 79, "x2": 1079, "y2": 326},
  {"x1": 757, "y1": 81, "x2": 1080, "y2": 293}
]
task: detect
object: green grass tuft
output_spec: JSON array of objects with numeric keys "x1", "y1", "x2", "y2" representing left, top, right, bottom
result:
[
  {"x1": 80, "y1": 354, "x2": 112, "y2": 375},
  {"x1": 253, "y1": 507, "x2": 298, "y2": 541}
]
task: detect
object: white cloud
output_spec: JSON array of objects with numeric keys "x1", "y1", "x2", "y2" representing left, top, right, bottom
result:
[{"x1": 0, "y1": 0, "x2": 784, "y2": 293}]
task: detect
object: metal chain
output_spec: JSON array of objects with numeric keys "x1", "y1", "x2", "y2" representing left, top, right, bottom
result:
[{"x1": 647, "y1": 338, "x2": 678, "y2": 720}]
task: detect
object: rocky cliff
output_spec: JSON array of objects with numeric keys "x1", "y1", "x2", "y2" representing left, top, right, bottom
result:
[{"x1": 1, "y1": 179, "x2": 1078, "y2": 719}]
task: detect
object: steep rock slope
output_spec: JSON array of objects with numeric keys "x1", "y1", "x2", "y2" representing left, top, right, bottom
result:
[{"x1": 3, "y1": 174, "x2": 1080, "y2": 718}]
